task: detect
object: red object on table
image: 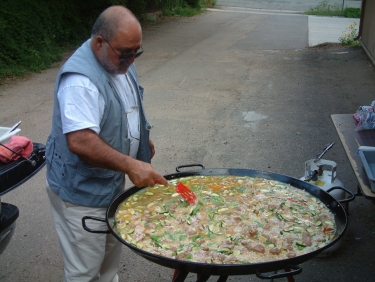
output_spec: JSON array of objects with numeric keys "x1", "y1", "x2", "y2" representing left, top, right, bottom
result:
[{"x1": 0, "y1": 136, "x2": 33, "y2": 163}]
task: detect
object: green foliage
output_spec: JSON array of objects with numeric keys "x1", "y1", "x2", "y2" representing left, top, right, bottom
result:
[
  {"x1": 161, "y1": 0, "x2": 207, "y2": 17},
  {"x1": 344, "y1": 7, "x2": 361, "y2": 18},
  {"x1": 185, "y1": 0, "x2": 200, "y2": 8},
  {"x1": 204, "y1": 0, "x2": 216, "y2": 8},
  {"x1": 304, "y1": 0, "x2": 360, "y2": 18},
  {"x1": 126, "y1": 0, "x2": 147, "y2": 19},
  {"x1": 162, "y1": 6, "x2": 197, "y2": 17},
  {"x1": 0, "y1": 0, "x2": 125, "y2": 80},
  {"x1": 339, "y1": 21, "x2": 361, "y2": 46},
  {"x1": 304, "y1": 0, "x2": 344, "y2": 16},
  {"x1": 0, "y1": 0, "x2": 212, "y2": 81}
]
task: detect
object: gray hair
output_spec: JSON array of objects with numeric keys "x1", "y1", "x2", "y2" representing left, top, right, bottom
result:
[
  {"x1": 91, "y1": 10, "x2": 118, "y2": 41},
  {"x1": 91, "y1": 6, "x2": 139, "y2": 41}
]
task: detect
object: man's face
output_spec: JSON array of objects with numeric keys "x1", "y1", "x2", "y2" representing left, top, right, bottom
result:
[
  {"x1": 97, "y1": 25, "x2": 142, "y2": 75},
  {"x1": 99, "y1": 45, "x2": 131, "y2": 75}
]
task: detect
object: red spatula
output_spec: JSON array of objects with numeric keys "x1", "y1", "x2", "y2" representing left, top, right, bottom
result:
[
  {"x1": 175, "y1": 182, "x2": 196, "y2": 204},
  {"x1": 154, "y1": 180, "x2": 196, "y2": 204}
]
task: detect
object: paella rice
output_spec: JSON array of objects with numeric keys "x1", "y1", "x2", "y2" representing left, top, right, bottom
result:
[{"x1": 114, "y1": 176, "x2": 336, "y2": 264}]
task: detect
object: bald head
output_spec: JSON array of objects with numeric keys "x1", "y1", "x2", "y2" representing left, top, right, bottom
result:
[
  {"x1": 90, "y1": 6, "x2": 143, "y2": 74},
  {"x1": 91, "y1": 6, "x2": 141, "y2": 41}
]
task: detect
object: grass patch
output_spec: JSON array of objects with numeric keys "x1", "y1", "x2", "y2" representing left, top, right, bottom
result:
[
  {"x1": 163, "y1": 6, "x2": 202, "y2": 17},
  {"x1": 304, "y1": 0, "x2": 360, "y2": 18},
  {"x1": 344, "y1": 7, "x2": 361, "y2": 18},
  {"x1": 161, "y1": 0, "x2": 216, "y2": 17}
]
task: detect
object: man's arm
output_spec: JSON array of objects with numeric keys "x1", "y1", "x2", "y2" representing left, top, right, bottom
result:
[{"x1": 66, "y1": 129, "x2": 168, "y2": 187}]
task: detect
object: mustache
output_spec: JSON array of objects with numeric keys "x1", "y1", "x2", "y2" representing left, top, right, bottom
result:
[{"x1": 119, "y1": 59, "x2": 131, "y2": 68}]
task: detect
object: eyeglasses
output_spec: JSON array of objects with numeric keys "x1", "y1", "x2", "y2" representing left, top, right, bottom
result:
[{"x1": 102, "y1": 36, "x2": 144, "y2": 62}]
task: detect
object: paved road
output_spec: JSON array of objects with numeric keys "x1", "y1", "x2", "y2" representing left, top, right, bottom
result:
[
  {"x1": 216, "y1": 0, "x2": 362, "y2": 12},
  {"x1": 1, "y1": 2, "x2": 374, "y2": 282}
]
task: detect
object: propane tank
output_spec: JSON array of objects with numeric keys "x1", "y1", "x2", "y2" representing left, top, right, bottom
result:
[{"x1": 300, "y1": 143, "x2": 346, "y2": 257}]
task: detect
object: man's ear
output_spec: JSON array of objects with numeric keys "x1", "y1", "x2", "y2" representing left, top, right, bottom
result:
[{"x1": 93, "y1": 35, "x2": 105, "y2": 51}]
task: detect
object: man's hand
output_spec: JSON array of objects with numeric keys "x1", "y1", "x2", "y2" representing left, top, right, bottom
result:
[{"x1": 126, "y1": 159, "x2": 168, "y2": 188}]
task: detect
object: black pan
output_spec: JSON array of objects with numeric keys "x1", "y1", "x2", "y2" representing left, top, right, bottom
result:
[{"x1": 83, "y1": 164, "x2": 354, "y2": 277}]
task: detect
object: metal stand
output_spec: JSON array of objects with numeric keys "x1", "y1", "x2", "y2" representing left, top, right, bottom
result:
[
  {"x1": 172, "y1": 270, "x2": 225, "y2": 282},
  {"x1": 172, "y1": 269, "x2": 297, "y2": 282}
]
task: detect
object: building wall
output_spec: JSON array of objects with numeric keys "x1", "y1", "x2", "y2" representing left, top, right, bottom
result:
[{"x1": 361, "y1": 0, "x2": 375, "y2": 64}]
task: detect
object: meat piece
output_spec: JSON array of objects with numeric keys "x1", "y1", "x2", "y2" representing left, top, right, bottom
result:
[
  {"x1": 287, "y1": 252, "x2": 297, "y2": 258},
  {"x1": 231, "y1": 215, "x2": 243, "y2": 223},
  {"x1": 224, "y1": 239, "x2": 234, "y2": 247},
  {"x1": 193, "y1": 250, "x2": 209, "y2": 262},
  {"x1": 155, "y1": 214, "x2": 167, "y2": 220},
  {"x1": 196, "y1": 238, "x2": 205, "y2": 244},
  {"x1": 263, "y1": 234, "x2": 277, "y2": 245},
  {"x1": 133, "y1": 232, "x2": 144, "y2": 242},
  {"x1": 130, "y1": 214, "x2": 141, "y2": 220},
  {"x1": 248, "y1": 224, "x2": 258, "y2": 236},
  {"x1": 302, "y1": 232, "x2": 312, "y2": 246},
  {"x1": 269, "y1": 247, "x2": 281, "y2": 255},
  {"x1": 134, "y1": 225, "x2": 145, "y2": 233},
  {"x1": 147, "y1": 223, "x2": 156, "y2": 229},
  {"x1": 252, "y1": 244, "x2": 265, "y2": 253},
  {"x1": 286, "y1": 244, "x2": 293, "y2": 251},
  {"x1": 267, "y1": 204, "x2": 277, "y2": 210},
  {"x1": 224, "y1": 255, "x2": 238, "y2": 264},
  {"x1": 185, "y1": 226, "x2": 197, "y2": 235},
  {"x1": 240, "y1": 239, "x2": 252, "y2": 250},
  {"x1": 185, "y1": 244, "x2": 193, "y2": 252},
  {"x1": 164, "y1": 220, "x2": 171, "y2": 226},
  {"x1": 286, "y1": 237, "x2": 293, "y2": 244},
  {"x1": 263, "y1": 223, "x2": 271, "y2": 230},
  {"x1": 176, "y1": 252, "x2": 187, "y2": 260},
  {"x1": 212, "y1": 252, "x2": 226, "y2": 263},
  {"x1": 168, "y1": 204, "x2": 177, "y2": 212}
]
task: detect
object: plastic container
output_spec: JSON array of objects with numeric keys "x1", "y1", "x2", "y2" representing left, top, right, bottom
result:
[
  {"x1": 0, "y1": 127, "x2": 21, "y2": 144},
  {"x1": 358, "y1": 149, "x2": 375, "y2": 193}
]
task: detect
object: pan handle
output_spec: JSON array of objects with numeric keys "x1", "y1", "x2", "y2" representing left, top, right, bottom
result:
[
  {"x1": 176, "y1": 164, "x2": 205, "y2": 172},
  {"x1": 256, "y1": 265, "x2": 302, "y2": 279},
  {"x1": 82, "y1": 216, "x2": 111, "y2": 234},
  {"x1": 326, "y1": 186, "x2": 355, "y2": 203}
]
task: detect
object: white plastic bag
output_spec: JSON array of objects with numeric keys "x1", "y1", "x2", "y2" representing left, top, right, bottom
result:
[{"x1": 354, "y1": 101, "x2": 375, "y2": 131}]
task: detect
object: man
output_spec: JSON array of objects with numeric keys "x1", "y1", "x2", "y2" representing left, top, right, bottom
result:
[{"x1": 45, "y1": 6, "x2": 168, "y2": 282}]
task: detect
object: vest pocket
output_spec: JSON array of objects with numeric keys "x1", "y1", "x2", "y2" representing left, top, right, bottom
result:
[{"x1": 73, "y1": 162, "x2": 116, "y2": 196}]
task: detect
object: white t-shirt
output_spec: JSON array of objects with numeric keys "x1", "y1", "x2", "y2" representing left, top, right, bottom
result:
[{"x1": 57, "y1": 73, "x2": 140, "y2": 158}]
